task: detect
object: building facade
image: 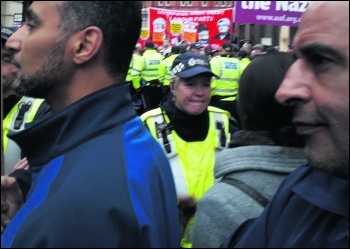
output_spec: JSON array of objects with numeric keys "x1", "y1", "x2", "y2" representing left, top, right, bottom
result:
[{"x1": 1, "y1": 1, "x2": 23, "y2": 28}]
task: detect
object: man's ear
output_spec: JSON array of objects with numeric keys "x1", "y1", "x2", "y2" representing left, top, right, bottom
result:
[
  {"x1": 71, "y1": 26, "x2": 103, "y2": 65},
  {"x1": 170, "y1": 81, "x2": 175, "y2": 94}
]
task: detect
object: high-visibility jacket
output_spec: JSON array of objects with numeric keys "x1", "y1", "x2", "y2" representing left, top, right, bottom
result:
[
  {"x1": 141, "y1": 106, "x2": 231, "y2": 200},
  {"x1": 130, "y1": 49, "x2": 163, "y2": 89},
  {"x1": 239, "y1": 57, "x2": 251, "y2": 76},
  {"x1": 210, "y1": 55, "x2": 240, "y2": 101},
  {"x1": 3, "y1": 96, "x2": 45, "y2": 174},
  {"x1": 141, "y1": 106, "x2": 231, "y2": 248},
  {"x1": 159, "y1": 54, "x2": 179, "y2": 87},
  {"x1": 126, "y1": 53, "x2": 143, "y2": 90}
]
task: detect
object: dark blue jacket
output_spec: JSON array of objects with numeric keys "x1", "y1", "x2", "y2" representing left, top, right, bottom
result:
[
  {"x1": 223, "y1": 165, "x2": 349, "y2": 248},
  {"x1": 1, "y1": 83, "x2": 180, "y2": 248}
]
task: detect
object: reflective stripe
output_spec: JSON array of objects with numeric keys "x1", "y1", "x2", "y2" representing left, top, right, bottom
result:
[
  {"x1": 212, "y1": 89, "x2": 238, "y2": 96},
  {"x1": 130, "y1": 69, "x2": 141, "y2": 74},
  {"x1": 220, "y1": 78, "x2": 239, "y2": 81},
  {"x1": 213, "y1": 89, "x2": 238, "y2": 94},
  {"x1": 153, "y1": 115, "x2": 189, "y2": 197},
  {"x1": 143, "y1": 68, "x2": 159, "y2": 72},
  {"x1": 220, "y1": 96, "x2": 237, "y2": 101}
]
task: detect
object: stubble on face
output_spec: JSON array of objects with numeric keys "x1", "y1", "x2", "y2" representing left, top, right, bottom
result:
[
  {"x1": 12, "y1": 40, "x2": 65, "y2": 99},
  {"x1": 292, "y1": 100, "x2": 349, "y2": 179},
  {"x1": 292, "y1": 2, "x2": 349, "y2": 179}
]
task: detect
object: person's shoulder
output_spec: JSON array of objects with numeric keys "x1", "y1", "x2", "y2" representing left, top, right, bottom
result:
[
  {"x1": 210, "y1": 55, "x2": 221, "y2": 63},
  {"x1": 35, "y1": 100, "x2": 51, "y2": 120},
  {"x1": 208, "y1": 106, "x2": 230, "y2": 117},
  {"x1": 271, "y1": 164, "x2": 310, "y2": 190},
  {"x1": 164, "y1": 54, "x2": 176, "y2": 61},
  {"x1": 140, "y1": 107, "x2": 162, "y2": 121},
  {"x1": 17, "y1": 97, "x2": 51, "y2": 121},
  {"x1": 225, "y1": 56, "x2": 239, "y2": 61},
  {"x1": 134, "y1": 54, "x2": 143, "y2": 60}
]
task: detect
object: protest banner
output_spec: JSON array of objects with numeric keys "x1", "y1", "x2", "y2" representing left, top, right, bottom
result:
[
  {"x1": 234, "y1": 1, "x2": 309, "y2": 26},
  {"x1": 146, "y1": 7, "x2": 234, "y2": 51}
]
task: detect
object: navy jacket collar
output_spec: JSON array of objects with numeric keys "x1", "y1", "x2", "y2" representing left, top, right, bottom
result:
[
  {"x1": 9, "y1": 83, "x2": 136, "y2": 166},
  {"x1": 293, "y1": 167, "x2": 349, "y2": 217}
]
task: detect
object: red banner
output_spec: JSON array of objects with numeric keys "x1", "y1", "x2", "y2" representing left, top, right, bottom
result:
[{"x1": 146, "y1": 7, "x2": 234, "y2": 51}]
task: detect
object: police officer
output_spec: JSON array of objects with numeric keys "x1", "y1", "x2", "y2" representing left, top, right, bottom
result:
[
  {"x1": 1, "y1": 26, "x2": 50, "y2": 175},
  {"x1": 130, "y1": 41, "x2": 163, "y2": 113},
  {"x1": 210, "y1": 42, "x2": 240, "y2": 120},
  {"x1": 141, "y1": 52, "x2": 232, "y2": 248},
  {"x1": 126, "y1": 46, "x2": 143, "y2": 114},
  {"x1": 237, "y1": 49, "x2": 251, "y2": 76},
  {"x1": 158, "y1": 45, "x2": 180, "y2": 103}
]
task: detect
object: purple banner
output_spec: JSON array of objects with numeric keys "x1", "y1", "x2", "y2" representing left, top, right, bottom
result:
[{"x1": 235, "y1": 1, "x2": 310, "y2": 26}]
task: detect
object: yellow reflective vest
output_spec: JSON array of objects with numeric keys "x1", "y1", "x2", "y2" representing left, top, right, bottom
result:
[
  {"x1": 158, "y1": 54, "x2": 179, "y2": 87},
  {"x1": 130, "y1": 49, "x2": 163, "y2": 89},
  {"x1": 210, "y1": 56, "x2": 240, "y2": 101},
  {"x1": 141, "y1": 106, "x2": 230, "y2": 248},
  {"x1": 126, "y1": 53, "x2": 143, "y2": 90},
  {"x1": 3, "y1": 96, "x2": 45, "y2": 174},
  {"x1": 239, "y1": 57, "x2": 251, "y2": 76},
  {"x1": 141, "y1": 106, "x2": 231, "y2": 200}
]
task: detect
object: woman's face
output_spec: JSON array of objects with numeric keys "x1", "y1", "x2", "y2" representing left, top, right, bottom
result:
[{"x1": 171, "y1": 74, "x2": 212, "y2": 115}]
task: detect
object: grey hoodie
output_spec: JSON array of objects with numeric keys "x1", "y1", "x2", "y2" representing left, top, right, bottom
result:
[{"x1": 191, "y1": 145, "x2": 307, "y2": 248}]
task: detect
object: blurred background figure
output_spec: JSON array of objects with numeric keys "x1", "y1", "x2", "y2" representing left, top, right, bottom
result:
[
  {"x1": 192, "y1": 52, "x2": 306, "y2": 248},
  {"x1": 210, "y1": 42, "x2": 240, "y2": 121},
  {"x1": 188, "y1": 42, "x2": 204, "y2": 54},
  {"x1": 250, "y1": 44, "x2": 265, "y2": 59},
  {"x1": 237, "y1": 50, "x2": 251, "y2": 76},
  {"x1": 1, "y1": 26, "x2": 50, "y2": 175},
  {"x1": 241, "y1": 42, "x2": 252, "y2": 57},
  {"x1": 159, "y1": 45, "x2": 181, "y2": 103},
  {"x1": 161, "y1": 36, "x2": 172, "y2": 58},
  {"x1": 126, "y1": 46, "x2": 144, "y2": 115},
  {"x1": 129, "y1": 41, "x2": 163, "y2": 114}
]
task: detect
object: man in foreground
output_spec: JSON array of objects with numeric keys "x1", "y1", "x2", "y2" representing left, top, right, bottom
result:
[
  {"x1": 223, "y1": 2, "x2": 348, "y2": 247},
  {"x1": 1, "y1": 2, "x2": 180, "y2": 247}
]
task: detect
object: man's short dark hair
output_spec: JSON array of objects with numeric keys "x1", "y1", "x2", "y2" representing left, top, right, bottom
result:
[
  {"x1": 190, "y1": 42, "x2": 203, "y2": 50},
  {"x1": 222, "y1": 42, "x2": 233, "y2": 52},
  {"x1": 57, "y1": 2, "x2": 142, "y2": 77},
  {"x1": 171, "y1": 46, "x2": 180, "y2": 54},
  {"x1": 145, "y1": 41, "x2": 155, "y2": 49},
  {"x1": 252, "y1": 44, "x2": 265, "y2": 52}
]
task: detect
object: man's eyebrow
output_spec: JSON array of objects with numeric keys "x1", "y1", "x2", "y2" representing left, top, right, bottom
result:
[
  {"x1": 300, "y1": 44, "x2": 346, "y2": 65},
  {"x1": 25, "y1": 7, "x2": 40, "y2": 23}
]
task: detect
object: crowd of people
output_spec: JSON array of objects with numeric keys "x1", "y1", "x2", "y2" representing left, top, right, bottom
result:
[
  {"x1": 128, "y1": 40, "x2": 252, "y2": 119},
  {"x1": 1, "y1": 1, "x2": 348, "y2": 248},
  {"x1": 127, "y1": 30, "x2": 283, "y2": 122}
]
